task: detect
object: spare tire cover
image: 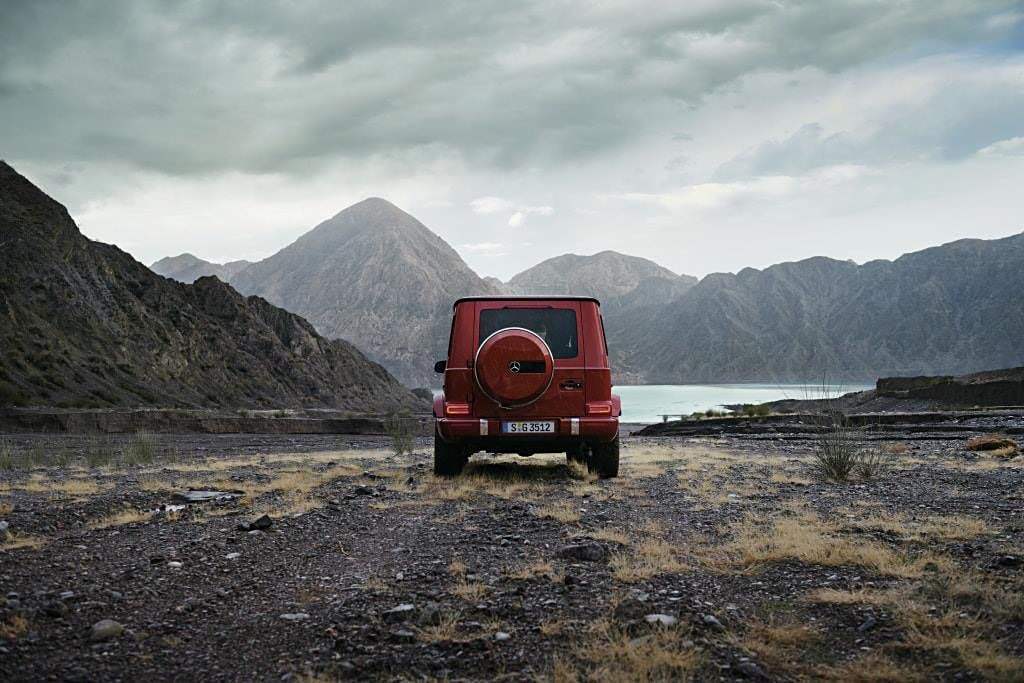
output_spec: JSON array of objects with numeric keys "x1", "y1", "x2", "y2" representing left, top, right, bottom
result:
[{"x1": 475, "y1": 327, "x2": 554, "y2": 408}]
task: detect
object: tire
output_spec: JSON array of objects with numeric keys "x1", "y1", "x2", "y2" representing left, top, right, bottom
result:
[
  {"x1": 433, "y1": 426, "x2": 467, "y2": 477},
  {"x1": 588, "y1": 437, "x2": 619, "y2": 478}
]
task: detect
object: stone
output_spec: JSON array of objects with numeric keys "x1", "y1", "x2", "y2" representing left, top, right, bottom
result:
[
  {"x1": 644, "y1": 614, "x2": 678, "y2": 627},
  {"x1": 353, "y1": 485, "x2": 374, "y2": 496},
  {"x1": 225, "y1": 552, "x2": 241, "y2": 560},
  {"x1": 857, "y1": 615, "x2": 877, "y2": 632},
  {"x1": 90, "y1": 619, "x2": 124, "y2": 641},
  {"x1": 280, "y1": 613, "x2": 309, "y2": 621},
  {"x1": 172, "y1": 490, "x2": 243, "y2": 504},
  {"x1": 494, "y1": 631, "x2": 511, "y2": 641},
  {"x1": 556, "y1": 542, "x2": 607, "y2": 562},
  {"x1": 701, "y1": 614, "x2": 725, "y2": 631},
  {"x1": 383, "y1": 603, "x2": 416, "y2": 623},
  {"x1": 167, "y1": 561, "x2": 183, "y2": 569},
  {"x1": 614, "y1": 598, "x2": 650, "y2": 621}
]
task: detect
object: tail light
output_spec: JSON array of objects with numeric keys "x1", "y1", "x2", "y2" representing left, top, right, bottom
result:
[
  {"x1": 586, "y1": 401, "x2": 613, "y2": 416},
  {"x1": 445, "y1": 402, "x2": 471, "y2": 416}
]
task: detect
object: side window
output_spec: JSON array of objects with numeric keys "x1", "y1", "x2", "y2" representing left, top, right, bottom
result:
[
  {"x1": 598, "y1": 312, "x2": 609, "y2": 358},
  {"x1": 479, "y1": 308, "x2": 579, "y2": 359},
  {"x1": 446, "y1": 314, "x2": 456, "y2": 356}
]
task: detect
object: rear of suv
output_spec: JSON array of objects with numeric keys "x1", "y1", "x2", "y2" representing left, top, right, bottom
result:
[{"x1": 433, "y1": 296, "x2": 621, "y2": 477}]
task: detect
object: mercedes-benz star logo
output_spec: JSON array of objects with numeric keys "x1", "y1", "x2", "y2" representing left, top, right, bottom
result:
[{"x1": 508, "y1": 360, "x2": 521, "y2": 374}]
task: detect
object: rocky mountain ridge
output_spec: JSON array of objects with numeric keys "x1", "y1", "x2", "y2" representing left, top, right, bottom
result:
[
  {"x1": 0, "y1": 161, "x2": 424, "y2": 411},
  {"x1": 151, "y1": 200, "x2": 1024, "y2": 385}
]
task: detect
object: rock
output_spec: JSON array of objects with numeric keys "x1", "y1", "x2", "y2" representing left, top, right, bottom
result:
[
  {"x1": 353, "y1": 485, "x2": 374, "y2": 496},
  {"x1": 167, "y1": 561, "x2": 183, "y2": 569},
  {"x1": 644, "y1": 614, "x2": 678, "y2": 627},
  {"x1": 736, "y1": 661, "x2": 765, "y2": 679},
  {"x1": 556, "y1": 542, "x2": 607, "y2": 562},
  {"x1": 613, "y1": 598, "x2": 649, "y2": 621},
  {"x1": 857, "y1": 615, "x2": 877, "y2": 632},
  {"x1": 494, "y1": 631, "x2": 511, "y2": 641},
  {"x1": 417, "y1": 602, "x2": 442, "y2": 626},
  {"x1": 390, "y1": 629, "x2": 416, "y2": 642},
  {"x1": 701, "y1": 614, "x2": 725, "y2": 631},
  {"x1": 280, "y1": 613, "x2": 309, "y2": 621},
  {"x1": 996, "y1": 555, "x2": 1022, "y2": 568},
  {"x1": 225, "y1": 552, "x2": 241, "y2": 560},
  {"x1": 383, "y1": 603, "x2": 416, "y2": 623},
  {"x1": 237, "y1": 514, "x2": 274, "y2": 532},
  {"x1": 90, "y1": 619, "x2": 124, "y2": 641},
  {"x1": 172, "y1": 490, "x2": 243, "y2": 504}
]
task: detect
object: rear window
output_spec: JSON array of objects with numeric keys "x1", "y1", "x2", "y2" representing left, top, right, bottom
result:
[{"x1": 479, "y1": 308, "x2": 578, "y2": 359}]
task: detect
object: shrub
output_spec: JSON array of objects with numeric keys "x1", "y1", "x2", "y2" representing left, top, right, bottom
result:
[
  {"x1": 85, "y1": 436, "x2": 114, "y2": 468},
  {"x1": 0, "y1": 440, "x2": 14, "y2": 471},
  {"x1": 124, "y1": 432, "x2": 156, "y2": 466},
  {"x1": 812, "y1": 410, "x2": 861, "y2": 482},
  {"x1": 385, "y1": 411, "x2": 415, "y2": 456},
  {"x1": 855, "y1": 449, "x2": 888, "y2": 480}
]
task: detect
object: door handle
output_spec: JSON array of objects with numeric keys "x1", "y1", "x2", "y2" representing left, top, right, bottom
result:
[{"x1": 560, "y1": 380, "x2": 583, "y2": 390}]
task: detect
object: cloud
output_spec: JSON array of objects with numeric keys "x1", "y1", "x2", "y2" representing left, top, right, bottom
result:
[
  {"x1": 977, "y1": 136, "x2": 1024, "y2": 157},
  {"x1": 1, "y1": 1, "x2": 1021, "y2": 175},
  {"x1": 470, "y1": 196, "x2": 553, "y2": 226},
  {"x1": 715, "y1": 62, "x2": 1024, "y2": 179},
  {"x1": 459, "y1": 242, "x2": 506, "y2": 253}
]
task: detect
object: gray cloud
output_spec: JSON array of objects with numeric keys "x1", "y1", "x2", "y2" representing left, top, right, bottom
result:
[
  {"x1": 715, "y1": 75, "x2": 1024, "y2": 179},
  {"x1": 1, "y1": 0, "x2": 1021, "y2": 175}
]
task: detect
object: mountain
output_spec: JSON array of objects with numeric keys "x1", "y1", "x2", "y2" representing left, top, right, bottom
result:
[
  {"x1": 617, "y1": 236, "x2": 1024, "y2": 383},
  {"x1": 506, "y1": 250, "x2": 696, "y2": 310},
  {"x1": 0, "y1": 161, "x2": 424, "y2": 411},
  {"x1": 151, "y1": 253, "x2": 252, "y2": 283},
  {"x1": 229, "y1": 198, "x2": 499, "y2": 387}
]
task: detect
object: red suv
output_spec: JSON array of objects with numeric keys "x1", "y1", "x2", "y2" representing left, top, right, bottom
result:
[{"x1": 433, "y1": 296, "x2": 620, "y2": 477}]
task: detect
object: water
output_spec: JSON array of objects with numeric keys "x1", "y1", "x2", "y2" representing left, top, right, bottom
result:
[{"x1": 615, "y1": 383, "x2": 872, "y2": 424}]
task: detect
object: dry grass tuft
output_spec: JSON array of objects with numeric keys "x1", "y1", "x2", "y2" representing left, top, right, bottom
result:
[
  {"x1": 415, "y1": 611, "x2": 463, "y2": 643},
  {"x1": 713, "y1": 512, "x2": 943, "y2": 578},
  {"x1": 584, "y1": 526, "x2": 631, "y2": 546},
  {"x1": 0, "y1": 614, "x2": 29, "y2": 640},
  {"x1": 816, "y1": 652, "x2": 925, "y2": 682},
  {"x1": 965, "y1": 434, "x2": 1019, "y2": 458},
  {"x1": 87, "y1": 508, "x2": 153, "y2": 529},
  {"x1": 739, "y1": 618, "x2": 818, "y2": 673},
  {"x1": 450, "y1": 580, "x2": 489, "y2": 602},
  {"x1": 556, "y1": 618, "x2": 701, "y2": 681},
  {"x1": 534, "y1": 500, "x2": 581, "y2": 524},
  {"x1": 1, "y1": 532, "x2": 46, "y2": 551},
  {"x1": 610, "y1": 538, "x2": 686, "y2": 583},
  {"x1": 447, "y1": 558, "x2": 467, "y2": 578},
  {"x1": 506, "y1": 560, "x2": 562, "y2": 582}
]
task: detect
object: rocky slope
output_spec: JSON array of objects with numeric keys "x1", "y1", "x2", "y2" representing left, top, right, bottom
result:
[
  {"x1": 150, "y1": 253, "x2": 251, "y2": 283},
  {"x1": 618, "y1": 237, "x2": 1024, "y2": 383},
  {"x1": 0, "y1": 162, "x2": 423, "y2": 411},
  {"x1": 506, "y1": 250, "x2": 696, "y2": 312},
  {"x1": 229, "y1": 198, "x2": 499, "y2": 387}
]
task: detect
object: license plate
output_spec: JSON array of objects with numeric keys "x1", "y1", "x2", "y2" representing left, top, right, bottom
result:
[{"x1": 502, "y1": 420, "x2": 555, "y2": 434}]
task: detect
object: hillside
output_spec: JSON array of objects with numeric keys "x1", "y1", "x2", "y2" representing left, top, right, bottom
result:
[
  {"x1": 229, "y1": 198, "x2": 499, "y2": 387},
  {"x1": 0, "y1": 162, "x2": 424, "y2": 411},
  {"x1": 506, "y1": 250, "x2": 696, "y2": 311},
  {"x1": 617, "y1": 237, "x2": 1024, "y2": 383},
  {"x1": 151, "y1": 253, "x2": 251, "y2": 283}
]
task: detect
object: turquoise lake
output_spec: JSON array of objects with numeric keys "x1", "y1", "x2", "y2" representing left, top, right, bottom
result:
[{"x1": 615, "y1": 383, "x2": 872, "y2": 424}]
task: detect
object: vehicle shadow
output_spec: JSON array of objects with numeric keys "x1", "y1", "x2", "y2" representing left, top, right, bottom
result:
[{"x1": 463, "y1": 457, "x2": 579, "y2": 483}]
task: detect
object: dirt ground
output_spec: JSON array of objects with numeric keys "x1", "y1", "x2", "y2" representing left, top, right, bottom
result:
[{"x1": 1, "y1": 432, "x2": 1022, "y2": 681}]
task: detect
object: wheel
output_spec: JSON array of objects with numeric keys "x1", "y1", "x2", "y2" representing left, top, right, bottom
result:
[
  {"x1": 588, "y1": 437, "x2": 619, "y2": 478},
  {"x1": 433, "y1": 426, "x2": 467, "y2": 477},
  {"x1": 566, "y1": 444, "x2": 587, "y2": 466}
]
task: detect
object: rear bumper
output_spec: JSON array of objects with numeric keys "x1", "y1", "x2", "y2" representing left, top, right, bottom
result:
[{"x1": 437, "y1": 416, "x2": 618, "y2": 453}]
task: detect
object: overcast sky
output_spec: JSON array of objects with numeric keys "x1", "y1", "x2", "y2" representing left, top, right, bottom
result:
[{"x1": 3, "y1": 1, "x2": 1023, "y2": 279}]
